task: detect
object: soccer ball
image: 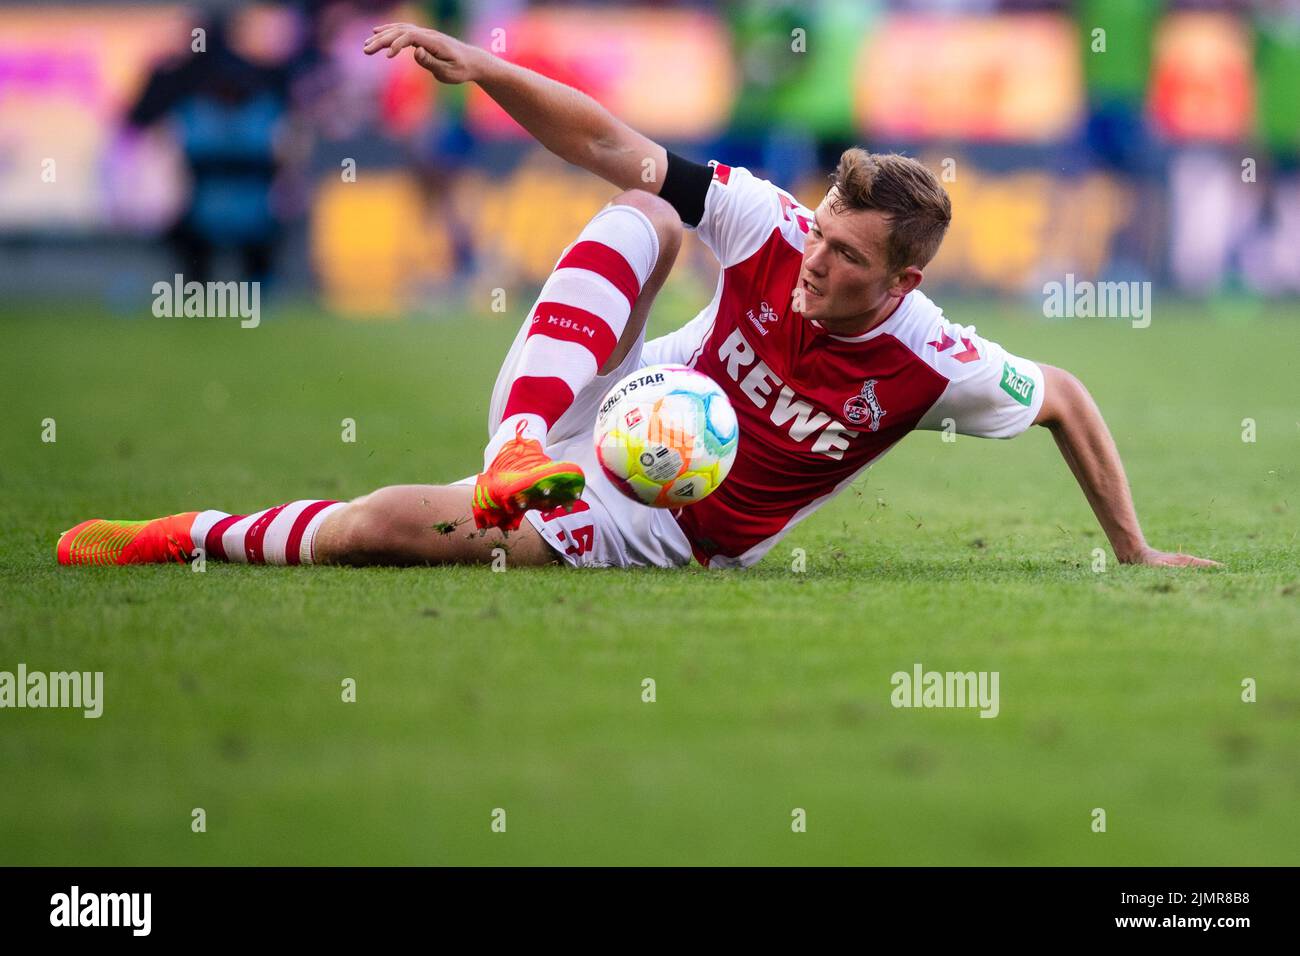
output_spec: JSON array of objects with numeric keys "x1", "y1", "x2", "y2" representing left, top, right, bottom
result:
[{"x1": 593, "y1": 364, "x2": 739, "y2": 508}]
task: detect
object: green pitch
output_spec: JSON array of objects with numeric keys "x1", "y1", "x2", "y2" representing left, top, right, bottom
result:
[{"x1": 1, "y1": 294, "x2": 1296, "y2": 865}]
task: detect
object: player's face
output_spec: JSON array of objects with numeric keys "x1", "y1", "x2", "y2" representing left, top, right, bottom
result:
[{"x1": 797, "y1": 194, "x2": 922, "y2": 333}]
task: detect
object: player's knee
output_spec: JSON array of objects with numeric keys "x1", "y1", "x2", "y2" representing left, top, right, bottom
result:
[
  {"x1": 336, "y1": 489, "x2": 405, "y2": 558},
  {"x1": 609, "y1": 190, "x2": 682, "y2": 266}
]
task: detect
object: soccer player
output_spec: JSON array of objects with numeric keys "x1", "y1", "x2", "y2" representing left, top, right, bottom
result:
[{"x1": 57, "y1": 23, "x2": 1217, "y2": 570}]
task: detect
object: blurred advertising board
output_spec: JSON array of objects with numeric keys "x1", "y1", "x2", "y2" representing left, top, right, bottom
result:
[
  {"x1": 856, "y1": 13, "x2": 1084, "y2": 142},
  {"x1": 1149, "y1": 11, "x2": 1254, "y2": 142},
  {"x1": 0, "y1": 5, "x2": 191, "y2": 230},
  {"x1": 464, "y1": 6, "x2": 736, "y2": 141}
]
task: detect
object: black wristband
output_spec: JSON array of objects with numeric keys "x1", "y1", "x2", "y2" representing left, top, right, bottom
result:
[{"x1": 659, "y1": 150, "x2": 714, "y2": 228}]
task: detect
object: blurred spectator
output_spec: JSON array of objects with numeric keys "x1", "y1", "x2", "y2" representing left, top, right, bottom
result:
[{"x1": 126, "y1": 13, "x2": 292, "y2": 286}]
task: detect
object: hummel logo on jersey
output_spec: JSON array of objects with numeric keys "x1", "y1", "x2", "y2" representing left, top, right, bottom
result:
[
  {"x1": 746, "y1": 301, "x2": 779, "y2": 336},
  {"x1": 843, "y1": 379, "x2": 886, "y2": 432},
  {"x1": 926, "y1": 328, "x2": 980, "y2": 363}
]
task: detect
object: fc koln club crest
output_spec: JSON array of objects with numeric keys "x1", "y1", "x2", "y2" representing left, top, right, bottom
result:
[{"x1": 843, "y1": 379, "x2": 886, "y2": 432}]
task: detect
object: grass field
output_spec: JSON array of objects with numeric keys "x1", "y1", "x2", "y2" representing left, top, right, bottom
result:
[{"x1": 1, "y1": 293, "x2": 1297, "y2": 866}]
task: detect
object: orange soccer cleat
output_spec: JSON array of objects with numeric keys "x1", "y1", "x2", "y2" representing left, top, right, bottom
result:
[
  {"x1": 472, "y1": 422, "x2": 585, "y2": 531},
  {"x1": 56, "y1": 512, "x2": 200, "y2": 566}
]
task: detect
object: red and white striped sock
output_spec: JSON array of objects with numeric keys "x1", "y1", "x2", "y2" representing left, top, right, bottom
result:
[
  {"x1": 484, "y1": 203, "x2": 660, "y2": 465},
  {"x1": 189, "y1": 501, "x2": 344, "y2": 565}
]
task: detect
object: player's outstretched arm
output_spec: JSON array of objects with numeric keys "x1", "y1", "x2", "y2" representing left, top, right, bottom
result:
[
  {"x1": 363, "y1": 22, "x2": 668, "y2": 192},
  {"x1": 1033, "y1": 364, "x2": 1220, "y2": 568}
]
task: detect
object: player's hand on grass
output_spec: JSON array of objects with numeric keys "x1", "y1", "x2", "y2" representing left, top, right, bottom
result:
[
  {"x1": 363, "y1": 23, "x2": 484, "y2": 84},
  {"x1": 1121, "y1": 546, "x2": 1222, "y2": 568}
]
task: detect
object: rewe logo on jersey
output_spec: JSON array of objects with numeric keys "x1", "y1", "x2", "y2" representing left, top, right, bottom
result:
[
  {"x1": 843, "y1": 379, "x2": 886, "y2": 432},
  {"x1": 746, "y1": 301, "x2": 779, "y2": 336},
  {"x1": 717, "y1": 327, "x2": 859, "y2": 460}
]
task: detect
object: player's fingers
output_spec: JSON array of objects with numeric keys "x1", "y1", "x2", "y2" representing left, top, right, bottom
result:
[
  {"x1": 413, "y1": 30, "x2": 452, "y2": 57},
  {"x1": 1164, "y1": 553, "x2": 1221, "y2": 568},
  {"x1": 414, "y1": 46, "x2": 450, "y2": 66},
  {"x1": 363, "y1": 27, "x2": 403, "y2": 53},
  {"x1": 386, "y1": 31, "x2": 416, "y2": 58}
]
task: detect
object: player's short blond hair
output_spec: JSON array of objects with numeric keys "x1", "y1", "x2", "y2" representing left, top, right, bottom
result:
[{"x1": 828, "y1": 149, "x2": 951, "y2": 272}]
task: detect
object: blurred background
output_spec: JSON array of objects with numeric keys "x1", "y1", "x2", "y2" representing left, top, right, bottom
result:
[{"x1": 0, "y1": 0, "x2": 1297, "y2": 317}]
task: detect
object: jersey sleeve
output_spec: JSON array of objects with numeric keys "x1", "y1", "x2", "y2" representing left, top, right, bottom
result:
[
  {"x1": 693, "y1": 161, "x2": 790, "y2": 268},
  {"x1": 643, "y1": 160, "x2": 805, "y2": 366},
  {"x1": 916, "y1": 322, "x2": 1046, "y2": 439}
]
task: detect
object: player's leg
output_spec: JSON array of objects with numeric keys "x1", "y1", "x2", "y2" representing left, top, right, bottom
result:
[
  {"x1": 55, "y1": 193, "x2": 682, "y2": 568},
  {"x1": 473, "y1": 190, "x2": 682, "y2": 530},
  {"x1": 56, "y1": 485, "x2": 560, "y2": 567},
  {"x1": 57, "y1": 500, "x2": 343, "y2": 567},
  {"x1": 594, "y1": 190, "x2": 684, "y2": 374},
  {"x1": 313, "y1": 483, "x2": 559, "y2": 566},
  {"x1": 486, "y1": 189, "x2": 682, "y2": 455}
]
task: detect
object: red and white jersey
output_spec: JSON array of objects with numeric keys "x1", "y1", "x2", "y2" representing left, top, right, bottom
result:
[{"x1": 642, "y1": 162, "x2": 1047, "y2": 568}]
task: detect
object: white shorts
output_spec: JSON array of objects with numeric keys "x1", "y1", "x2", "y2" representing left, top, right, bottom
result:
[{"x1": 454, "y1": 305, "x2": 694, "y2": 569}]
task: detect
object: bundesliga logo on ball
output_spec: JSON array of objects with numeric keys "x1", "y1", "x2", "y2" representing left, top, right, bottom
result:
[{"x1": 594, "y1": 365, "x2": 739, "y2": 507}]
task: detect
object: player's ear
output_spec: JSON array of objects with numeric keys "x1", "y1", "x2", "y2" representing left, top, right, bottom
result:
[{"x1": 890, "y1": 266, "x2": 923, "y2": 297}]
